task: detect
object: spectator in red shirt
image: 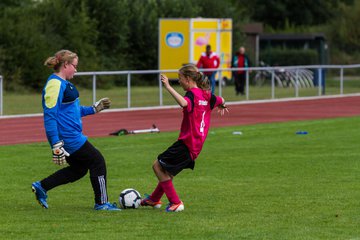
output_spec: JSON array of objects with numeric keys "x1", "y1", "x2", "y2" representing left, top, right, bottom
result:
[{"x1": 196, "y1": 44, "x2": 220, "y2": 94}]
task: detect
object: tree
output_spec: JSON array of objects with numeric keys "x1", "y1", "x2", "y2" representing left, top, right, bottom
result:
[
  {"x1": 86, "y1": 0, "x2": 130, "y2": 70},
  {"x1": 327, "y1": 1, "x2": 360, "y2": 63},
  {"x1": 243, "y1": 0, "x2": 340, "y2": 29},
  {"x1": 0, "y1": 0, "x2": 33, "y2": 9},
  {"x1": 0, "y1": 4, "x2": 51, "y2": 90}
]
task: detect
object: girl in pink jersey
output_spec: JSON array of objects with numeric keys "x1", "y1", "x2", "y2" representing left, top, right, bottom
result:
[{"x1": 141, "y1": 64, "x2": 227, "y2": 212}]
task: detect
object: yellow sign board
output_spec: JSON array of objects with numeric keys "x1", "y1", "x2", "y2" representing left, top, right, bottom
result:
[
  {"x1": 159, "y1": 18, "x2": 232, "y2": 80},
  {"x1": 159, "y1": 19, "x2": 189, "y2": 78}
]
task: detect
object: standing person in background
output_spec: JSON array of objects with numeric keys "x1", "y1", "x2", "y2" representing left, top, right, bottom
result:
[
  {"x1": 232, "y1": 46, "x2": 251, "y2": 95},
  {"x1": 141, "y1": 64, "x2": 228, "y2": 212},
  {"x1": 31, "y1": 49, "x2": 120, "y2": 211},
  {"x1": 196, "y1": 44, "x2": 220, "y2": 94}
]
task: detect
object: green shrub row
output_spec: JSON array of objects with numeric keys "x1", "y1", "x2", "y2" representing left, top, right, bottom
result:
[{"x1": 260, "y1": 48, "x2": 319, "y2": 66}]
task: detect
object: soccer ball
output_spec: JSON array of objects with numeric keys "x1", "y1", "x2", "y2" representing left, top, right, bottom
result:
[{"x1": 118, "y1": 188, "x2": 142, "y2": 209}]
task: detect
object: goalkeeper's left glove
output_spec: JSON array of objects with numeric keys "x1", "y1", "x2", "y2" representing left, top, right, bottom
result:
[{"x1": 93, "y1": 97, "x2": 111, "y2": 113}]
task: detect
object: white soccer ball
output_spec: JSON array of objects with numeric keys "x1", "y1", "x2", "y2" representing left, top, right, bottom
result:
[{"x1": 119, "y1": 188, "x2": 142, "y2": 209}]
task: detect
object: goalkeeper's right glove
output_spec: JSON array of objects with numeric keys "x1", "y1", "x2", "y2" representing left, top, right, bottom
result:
[{"x1": 52, "y1": 140, "x2": 70, "y2": 165}]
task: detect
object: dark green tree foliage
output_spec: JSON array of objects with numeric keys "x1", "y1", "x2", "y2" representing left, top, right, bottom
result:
[
  {"x1": 0, "y1": 0, "x2": 33, "y2": 8},
  {"x1": 126, "y1": 0, "x2": 158, "y2": 70},
  {"x1": 157, "y1": 0, "x2": 199, "y2": 18},
  {"x1": 196, "y1": 0, "x2": 241, "y2": 18},
  {"x1": 66, "y1": 1, "x2": 99, "y2": 68},
  {"x1": 0, "y1": 0, "x2": 358, "y2": 91},
  {"x1": 37, "y1": 0, "x2": 99, "y2": 69},
  {"x1": 328, "y1": 1, "x2": 360, "y2": 53},
  {"x1": 0, "y1": 0, "x2": 101, "y2": 90},
  {"x1": 0, "y1": 4, "x2": 51, "y2": 90},
  {"x1": 87, "y1": 0, "x2": 130, "y2": 70},
  {"x1": 244, "y1": 0, "x2": 339, "y2": 29}
]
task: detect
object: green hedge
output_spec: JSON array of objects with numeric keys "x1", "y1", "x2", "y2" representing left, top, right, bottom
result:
[{"x1": 260, "y1": 48, "x2": 319, "y2": 66}]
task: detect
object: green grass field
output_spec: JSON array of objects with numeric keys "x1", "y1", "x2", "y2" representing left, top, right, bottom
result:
[
  {"x1": 3, "y1": 78, "x2": 360, "y2": 115},
  {"x1": 1, "y1": 117, "x2": 360, "y2": 239}
]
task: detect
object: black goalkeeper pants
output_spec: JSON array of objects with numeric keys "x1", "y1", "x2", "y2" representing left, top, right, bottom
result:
[{"x1": 40, "y1": 141, "x2": 108, "y2": 205}]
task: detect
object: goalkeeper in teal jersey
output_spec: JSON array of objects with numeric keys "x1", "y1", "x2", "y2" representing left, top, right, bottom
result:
[{"x1": 31, "y1": 49, "x2": 120, "y2": 211}]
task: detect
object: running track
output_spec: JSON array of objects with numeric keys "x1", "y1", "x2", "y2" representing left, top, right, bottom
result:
[{"x1": 1, "y1": 95, "x2": 360, "y2": 146}]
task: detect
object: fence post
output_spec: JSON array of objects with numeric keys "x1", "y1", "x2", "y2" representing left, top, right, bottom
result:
[
  {"x1": 271, "y1": 70, "x2": 275, "y2": 99},
  {"x1": 0, "y1": 75, "x2": 2, "y2": 115},
  {"x1": 218, "y1": 69, "x2": 222, "y2": 96},
  {"x1": 340, "y1": 67, "x2": 344, "y2": 95},
  {"x1": 92, "y1": 74, "x2": 97, "y2": 104},
  {"x1": 318, "y1": 68, "x2": 323, "y2": 96},
  {"x1": 245, "y1": 70, "x2": 249, "y2": 100},
  {"x1": 295, "y1": 69, "x2": 299, "y2": 98},
  {"x1": 159, "y1": 73, "x2": 163, "y2": 106},
  {"x1": 127, "y1": 72, "x2": 131, "y2": 108}
]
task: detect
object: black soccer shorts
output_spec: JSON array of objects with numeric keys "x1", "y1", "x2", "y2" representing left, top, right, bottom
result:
[{"x1": 157, "y1": 140, "x2": 195, "y2": 176}]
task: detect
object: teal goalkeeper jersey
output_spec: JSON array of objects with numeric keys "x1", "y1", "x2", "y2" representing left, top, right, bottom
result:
[{"x1": 42, "y1": 74, "x2": 95, "y2": 154}]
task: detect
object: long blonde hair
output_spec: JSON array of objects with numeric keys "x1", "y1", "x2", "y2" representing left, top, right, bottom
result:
[
  {"x1": 179, "y1": 64, "x2": 210, "y2": 91},
  {"x1": 44, "y1": 50, "x2": 78, "y2": 72}
]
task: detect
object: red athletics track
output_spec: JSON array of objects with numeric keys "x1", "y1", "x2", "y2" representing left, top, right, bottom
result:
[{"x1": 1, "y1": 95, "x2": 360, "y2": 146}]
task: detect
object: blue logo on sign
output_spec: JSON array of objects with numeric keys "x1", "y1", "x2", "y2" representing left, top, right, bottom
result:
[{"x1": 165, "y1": 32, "x2": 184, "y2": 48}]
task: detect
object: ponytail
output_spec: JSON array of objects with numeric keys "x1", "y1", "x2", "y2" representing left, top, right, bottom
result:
[
  {"x1": 44, "y1": 49, "x2": 77, "y2": 72},
  {"x1": 179, "y1": 64, "x2": 210, "y2": 91}
]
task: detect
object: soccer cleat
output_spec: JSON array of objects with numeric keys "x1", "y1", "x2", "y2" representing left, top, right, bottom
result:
[
  {"x1": 140, "y1": 194, "x2": 162, "y2": 209},
  {"x1": 165, "y1": 201, "x2": 184, "y2": 212},
  {"x1": 94, "y1": 202, "x2": 121, "y2": 211},
  {"x1": 31, "y1": 181, "x2": 48, "y2": 209}
]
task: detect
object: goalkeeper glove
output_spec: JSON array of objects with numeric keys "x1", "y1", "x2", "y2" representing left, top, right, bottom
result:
[
  {"x1": 52, "y1": 140, "x2": 70, "y2": 165},
  {"x1": 93, "y1": 98, "x2": 111, "y2": 113}
]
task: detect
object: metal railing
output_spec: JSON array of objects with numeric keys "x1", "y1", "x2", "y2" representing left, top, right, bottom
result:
[
  {"x1": 0, "y1": 64, "x2": 360, "y2": 115},
  {"x1": 76, "y1": 64, "x2": 360, "y2": 106},
  {"x1": 75, "y1": 69, "x2": 179, "y2": 108}
]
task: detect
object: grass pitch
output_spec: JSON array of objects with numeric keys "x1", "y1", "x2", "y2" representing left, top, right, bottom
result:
[{"x1": 1, "y1": 117, "x2": 360, "y2": 239}]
